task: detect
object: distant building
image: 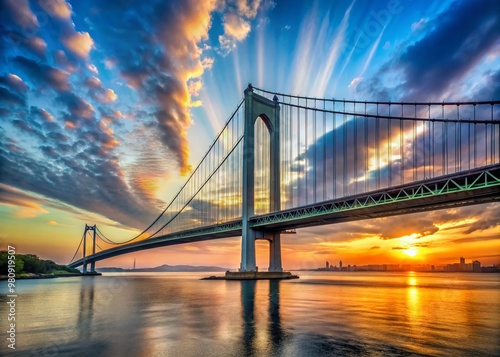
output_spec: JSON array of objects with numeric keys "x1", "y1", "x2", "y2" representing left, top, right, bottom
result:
[
  {"x1": 460, "y1": 257, "x2": 465, "y2": 271},
  {"x1": 472, "y1": 260, "x2": 481, "y2": 272},
  {"x1": 339, "y1": 260, "x2": 343, "y2": 271},
  {"x1": 326, "y1": 261, "x2": 329, "y2": 270}
]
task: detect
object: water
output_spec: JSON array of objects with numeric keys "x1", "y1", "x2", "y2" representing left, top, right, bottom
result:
[{"x1": 1, "y1": 271, "x2": 499, "y2": 356}]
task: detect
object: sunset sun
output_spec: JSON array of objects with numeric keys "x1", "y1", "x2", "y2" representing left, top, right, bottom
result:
[{"x1": 404, "y1": 248, "x2": 418, "y2": 257}]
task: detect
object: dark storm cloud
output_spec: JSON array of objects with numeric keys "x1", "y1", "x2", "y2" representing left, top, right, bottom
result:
[
  {"x1": 357, "y1": 0, "x2": 500, "y2": 101},
  {"x1": 396, "y1": 0, "x2": 500, "y2": 100},
  {"x1": 13, "y1": 55, "x2": 70, "y2": 92}
]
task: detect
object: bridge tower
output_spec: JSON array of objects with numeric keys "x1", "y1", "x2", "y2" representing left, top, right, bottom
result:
[
  {"x1": 82, "y1": 224, "x2": 97, "y2": 274},
  {"x1": 240, "y1": 84, "x2": 282, "y2": 272}
]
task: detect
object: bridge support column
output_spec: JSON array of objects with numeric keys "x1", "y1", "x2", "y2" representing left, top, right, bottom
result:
[
  {"x1": 240, "y1": 84, "x2": 281, "y2": 272},
  {"x1": 240, "y1": 225, "x2": 257, "y2": 272},
  {"x1": 83, "y1": 226, "x2": 87, "y2": 274},
  {"x1": 268, "y1": 233, "x2": 282, "y2": 272},
  {"x1": 83, "y1": 224, "x2": 97, "y2": 274}
]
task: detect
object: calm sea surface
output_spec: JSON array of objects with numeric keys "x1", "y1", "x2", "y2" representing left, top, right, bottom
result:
[{"x1": 1, "y1": 271, "x2": 499, "y2": 356}]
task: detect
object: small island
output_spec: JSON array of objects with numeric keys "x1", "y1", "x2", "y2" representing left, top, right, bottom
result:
[{"x1": 0, "y1": 251, "x2": 85, "y2": 280}]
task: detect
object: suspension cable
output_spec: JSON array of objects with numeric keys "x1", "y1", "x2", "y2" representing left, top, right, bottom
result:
[
  {"x1": 278, "y1": 101, "x2": 499, "y2": 124},
  {"x1": 90, "y1": 99, "x2": 245, "y2": 245},
  {"x1": 69, "y1": 232, "x2": 85, "y2": 263},
  {"x1": 253, "y1": 86, "x2": 500, "y2": 106}
]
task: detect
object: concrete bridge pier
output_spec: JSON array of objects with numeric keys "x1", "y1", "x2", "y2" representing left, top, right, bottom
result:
[
  {"x1": 255, "y1": 231, "x2": 282, "y2": 272},
  {"x1": 268, "y1": 233, "x2": 283, "y2": 272}
]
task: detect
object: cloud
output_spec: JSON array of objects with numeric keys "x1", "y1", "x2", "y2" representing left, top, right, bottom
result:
[
  {"x1": 0, "y1": 86, "x2": 25, "y2": 106},
  {"x1": 411, "y1": 18, "x2": 427, "y2": 32},
  {"x1": 53, "y1": 50, "x2": 77, "y2": 72},
  {"x1": 201, "y1": 57, "x2": 214, "y2": 69},
  {"x1": 47, "y1": 220, "x2": 72, "y2": 227},
  {"x1": 217, "y1": 0, "x2": 265, "y2": 55},
  {"x1": 0, "y1": 183, "x2": 49, "y2": 218},
  {"x1": 0, "y1": 0, "x2": 39, "y2": 30},
  {"x1": 358, "y1": 0, "x2": 500, "y2": 101},
  {"x1": 87, "y1": 64, "x2": 98, "y2": 74},
  {"x1": 0, "y1": 74, "x2": 28, "y2": 107},
  {"x1": 84, "y1": 76, "x2": 102, "y2": 88},
  {"x1": 61, "y1": 31, "x2": 94, "y2": 59},
  {"x1": 0, "y1": 74, "x2": 28, "y2": 93},
  {"x1": 39, "y1": 0, "x2": 73, "y2": 19},
  {"x1": 0, "y1": 27, "x2": 47, "y2": 59},
  {"x1": 29, "y1": 36, "x2": 48, "y2": 56},
  {"x1": 348, "y1": 77, "x2": 363, "y2": 90},
  {"x1": 14, "y1": 56, "x2": 71, "y2": 92},
  {"x1": 234, "y1": 0, "x2": 262, "y2": 18},
  {"x1": 81, "y1": 0, "x2": 219, "y2": 175},
  {"x1": 57, "y1": 92, "x2": 95, "y2": 119},
  {"x1": 100, "y1": 88, "x2": 117, "y2": 103},
  {"x1": 0, "y1": 121, "x2": 157, "y2": 229},
  {"x1": 85, "y1": 76, "x2": 118, "y2": 103},
  {"x1": 223, "y1": 13, "x2": 251, "y2": 41}
]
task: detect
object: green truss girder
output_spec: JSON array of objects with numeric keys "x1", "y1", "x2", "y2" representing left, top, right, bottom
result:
[
  {"x1": 250, "y1": 167, "x2": 500, "y2": 227},
  {"x1": 151, "y1": 221, "x2": 243, "y2": 242}
]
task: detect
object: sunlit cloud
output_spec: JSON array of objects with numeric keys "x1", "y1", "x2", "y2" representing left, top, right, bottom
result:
[
  {"x1": 99, "y1": 88, "x2": 117, "y2": 103},
  {"x1": 0, "y1": 184, "x2": 49, "y2": 218},
  {"x1": 62, "y1": 31, "x2": 94, "y2": 59},
  {"x1": 40, "y1": 0, "x2": 73, "y2": 19}
]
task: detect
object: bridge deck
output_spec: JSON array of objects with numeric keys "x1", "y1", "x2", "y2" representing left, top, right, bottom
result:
[{"x1": 69, "y1": 164, "x2": 500, "y2": 268}]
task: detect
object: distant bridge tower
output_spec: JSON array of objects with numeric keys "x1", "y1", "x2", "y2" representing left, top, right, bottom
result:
[
  {"x1": 82, "y1": 224, "x2": 97, "y2": 274},
  {"x1": 240, "y1": 84, "x2": 282, "y2": 272}
]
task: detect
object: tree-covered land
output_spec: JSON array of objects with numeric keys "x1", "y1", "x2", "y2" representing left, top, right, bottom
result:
[{"x1": 0, "y1": 251, "x2": 80, "y2": 277}]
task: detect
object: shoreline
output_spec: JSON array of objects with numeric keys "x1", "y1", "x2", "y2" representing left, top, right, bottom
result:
[{"x1": 0, "y1": 272, "x2": 101, "y2": 281}]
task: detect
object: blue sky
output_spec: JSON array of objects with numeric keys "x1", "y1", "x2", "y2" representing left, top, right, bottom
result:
[{"x1": 1, "y1": 0, "x2": 499, "y2": 268}]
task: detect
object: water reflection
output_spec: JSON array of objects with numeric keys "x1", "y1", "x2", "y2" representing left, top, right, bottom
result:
[
  {"x1": 241, "y1": 280, "x2": 256, "y2": 355},
  {"x1": 240, "y1": 280, "x2": 288, "y2": 356},
  {"x1": 77, "y1": 277, "x2": 95, "y2": 339},
  {"x1": 5, "y1": 272, "x2": 498, "y2": 356},
  {"x1": 269, "y1": 280, "x2": 287, "y2": 354}
]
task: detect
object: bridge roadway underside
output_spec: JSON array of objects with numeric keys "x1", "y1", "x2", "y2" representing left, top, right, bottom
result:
[{"x1": 69, "y1": 165, "x2": 500, "y2": 268}]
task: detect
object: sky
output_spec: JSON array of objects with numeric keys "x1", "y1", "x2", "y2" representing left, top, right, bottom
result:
[{"x1": 0, "y1": 0, "x2": 499, "y2": 270}]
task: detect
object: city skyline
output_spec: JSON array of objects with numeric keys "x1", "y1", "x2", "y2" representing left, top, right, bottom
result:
[
  {"x1": 1, "y1": 0, "x2": 499, "y2": 269},
  {"x1": 319, "y1": 256, "x2": 498, "y2": 272}
]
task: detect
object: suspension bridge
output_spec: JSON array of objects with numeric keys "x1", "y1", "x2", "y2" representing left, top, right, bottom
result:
[{"x1": 69, "y1": 84, "x2": 500, "y2": 275}]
